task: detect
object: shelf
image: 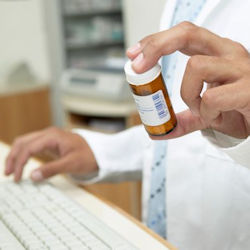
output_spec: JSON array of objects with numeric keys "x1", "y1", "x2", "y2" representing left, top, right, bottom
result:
[
  {"x1": 64, "y1": 9, "x2": 122, "y2": 18},
  {"x1": 67, "y1": 113, "x2": 126, "y2": 133},
  {"x1": 0, "y1": 83, "x2": 49, "y2": 97},
  {"x1": 66, "y1": 40, "x2": 124, "y2": 50},
  {"x1": 61, "y1": 95, "x2": 137, "y2": 117}
]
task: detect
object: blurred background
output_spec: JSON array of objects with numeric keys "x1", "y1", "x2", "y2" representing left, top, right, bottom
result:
[{"x1": 0, "y1": 0, "x2": 166, "y2": 220}]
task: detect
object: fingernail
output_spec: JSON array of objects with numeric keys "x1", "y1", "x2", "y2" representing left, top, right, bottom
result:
[
  {"x1": 31, "y1": 170, "x2": 44, "y2": 182},
  {"x1": 132, "y1": 53, "x2": 144, "y2": 68},
  {"x1": 5, "y1": 161, "x2": 10, "y2": 175},
  {"x1": 5, "y1": 167, "x2": 10, "y2": 175},
  {"x1": 5, "y1": 165, "x2": 12, "y2": 176},
  {"x1": 127, "y1": 43, "x2": 141, "y2": 54}
]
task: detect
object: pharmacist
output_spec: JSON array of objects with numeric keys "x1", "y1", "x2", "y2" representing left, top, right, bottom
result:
[{"x1": 5, "y1": 1, "x2": 250, "y2": 250}]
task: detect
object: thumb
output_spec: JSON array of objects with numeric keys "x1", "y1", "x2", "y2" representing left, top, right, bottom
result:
[
  {"x1": 30, "y1": 155, "x2": 72, "y2": 182},
  {"x1": 150, "y1": 109, "x2": 207, "y2": 140}
]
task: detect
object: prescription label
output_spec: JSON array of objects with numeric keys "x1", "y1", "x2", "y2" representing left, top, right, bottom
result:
[{"x1": 132, "y1": 90, "x2": 170, "y2": 126}]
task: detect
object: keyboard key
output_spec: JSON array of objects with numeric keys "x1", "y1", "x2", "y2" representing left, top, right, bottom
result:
[{"x1": 0, "y1": 221, "x2": 25, "y2": 250}]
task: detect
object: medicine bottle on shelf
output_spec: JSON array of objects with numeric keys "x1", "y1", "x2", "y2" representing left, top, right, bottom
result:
[{"x1": 124, "y1": 60, "x2": 177, "y2": 136}]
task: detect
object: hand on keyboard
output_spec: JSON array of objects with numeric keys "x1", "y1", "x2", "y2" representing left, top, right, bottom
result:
[{"x1": 5, "y1": 127, "x2": 98, "y2": 182}]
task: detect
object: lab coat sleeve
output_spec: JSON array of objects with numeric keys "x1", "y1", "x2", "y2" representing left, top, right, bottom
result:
[
  {"x1": 68, "y1": 125, "x2": 152, "y2": 184},
  {"x1": 202, "y1": 129, "x2": 250, "y2": 169}
]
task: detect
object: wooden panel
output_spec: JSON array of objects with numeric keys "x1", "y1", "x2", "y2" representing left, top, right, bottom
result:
[
  {"x1": 126, "y1": 111, "x2": 141, "y2": 127},
  {"x1": 83, "y1": 181, "x2": 142, "y2": 220},
  {"x1": 0, "y1": 86, "x2": 52, "y2": 144}
]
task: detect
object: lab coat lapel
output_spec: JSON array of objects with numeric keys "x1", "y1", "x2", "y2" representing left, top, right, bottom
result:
[
  {"x1": 195, "y1": 0, "x2": 224, "y2": 25},
  {"x1": 160, "y1": 0, "x2": 177, "y2": 31},
  {"x1": 161, "y1": 0, "x2": 223, "y2": 29}
]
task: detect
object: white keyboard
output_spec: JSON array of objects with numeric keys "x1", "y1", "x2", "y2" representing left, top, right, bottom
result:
[{"x1": 0, "y1": 180, "x2": 138, "y2": 250}]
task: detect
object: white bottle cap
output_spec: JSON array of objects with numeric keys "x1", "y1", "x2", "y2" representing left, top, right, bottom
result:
[{"x1": 124, "y1": 60, "x2": 161, "y2": 86}]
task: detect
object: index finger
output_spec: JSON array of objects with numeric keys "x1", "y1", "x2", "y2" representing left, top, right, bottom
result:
[
  {"x1": 5, "y1": 131, "x2": 43, "y2": 175},
  {"x1": 128, "y1": 22, "x2": 247, "y2": 73},
  {"x1": 13, "y1": 134, "x2": 58, "y2": 182}
]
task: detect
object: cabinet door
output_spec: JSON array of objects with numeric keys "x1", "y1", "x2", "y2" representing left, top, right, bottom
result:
[
  {"x1": 83, "y1": 181, "x2": 142, "y2": 220},
  {"x1": 0, "y1": 87, "x2": 52, "y2": 143}
]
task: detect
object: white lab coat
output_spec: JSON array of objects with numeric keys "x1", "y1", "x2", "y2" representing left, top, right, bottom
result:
[{"x1": 72, "y1": 0, "x2": 250, "y2": 249}]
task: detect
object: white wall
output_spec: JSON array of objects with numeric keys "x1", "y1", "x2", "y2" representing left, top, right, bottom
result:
[
  {"x1": 123, "y1": 0, "x2": 167, "y2": 47},
  {"x1": 0, "y1": 0, "x2": 50, "y2": 83}
]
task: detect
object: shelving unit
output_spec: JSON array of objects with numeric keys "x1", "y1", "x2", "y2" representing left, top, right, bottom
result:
[
  {"x1": 60, "y1": 0, "x2": 125, "y2": 69},
  {"x1": 66, "y1": 41, "x2": 124, "y2": 51},
  {"x1": 64, "y1": 9, "x2": 122, "y2": 18},
  {"x1": 55, "y1": 0, "x2": 135, "y2": 134},
  {"x1": 43, "y1": 0, "x2": 129, "y2": 126}
]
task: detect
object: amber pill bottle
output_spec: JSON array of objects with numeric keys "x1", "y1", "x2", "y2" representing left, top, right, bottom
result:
[{"x1": 124, "y1": 61, "x2": 177, "y2": 136}]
